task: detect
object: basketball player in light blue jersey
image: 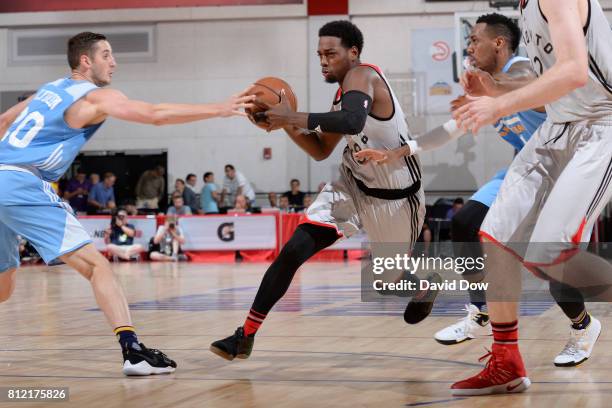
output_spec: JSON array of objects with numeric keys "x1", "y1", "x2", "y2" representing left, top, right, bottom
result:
[
  {"x1": 357, "y1": 14, "x2": 599, "y2": 367},
  {"x1": 0, "y1": 32, "x2": 254, "y2": 376}
]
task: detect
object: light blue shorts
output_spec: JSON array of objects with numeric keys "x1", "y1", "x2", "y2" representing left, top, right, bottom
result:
[
  {"x1": 470, "y1": 168, "x2": 508, "y2": 208},
  {"x1": 0, "y1": 169, "x2": 92, "y2": 272}
]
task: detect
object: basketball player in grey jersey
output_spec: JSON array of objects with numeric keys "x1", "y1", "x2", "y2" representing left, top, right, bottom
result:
[
  {"x1": 209, "y1": 20, "x2": 440, "y2": 361},
  {"x1": 451, "y1": 0, "x2": 612, "y2": 396}
]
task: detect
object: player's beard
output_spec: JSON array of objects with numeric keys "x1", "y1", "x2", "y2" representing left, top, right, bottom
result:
[
  {"x1": 91, "y1": 66, "x2": 111, "y2": 87},
  {"x1": 324, "y1": 75, "x2": 338, "y2": 84}
]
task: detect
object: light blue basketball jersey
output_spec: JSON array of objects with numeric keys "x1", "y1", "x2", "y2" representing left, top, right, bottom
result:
[
  {"x1": 493, "y1": 56, "x2": 547, "y2": 151},
  {"x1": 471, "y1": 56, "x2": 547, "y2": 207},
  {"x1": 0, "y1": 78, "x2": 103, "y2": 182}
]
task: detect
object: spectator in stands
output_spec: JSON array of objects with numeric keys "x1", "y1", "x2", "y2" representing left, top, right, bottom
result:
[
  {"x1": 200, "y1": 172, "x2": 220, "y2": 214},
  {"x1": 303, "y1": 194, "x2": 313, "y2": 210},
  {"x1": 174, "y1": 178, "x2": 199, "y2": 213},
  {"x1": 89, "y1": 172, "x2": 100, "y2": 189},
  {"x1": 19, "y1": 237, "x2": 40, "y2": 263},
  {"x1": 122, "y1": 199, "x2": 139, "y2": 216},
  {"x1": 167, "y1": 193, "x2": 192, "y2": 216},
  {"x1": 88, "y1": 172, "x2": 116, "y2": 214},
  {"x1": 104, "y1": 209, "x2": 144, "y2": 261},
  {"x1": 446, "y1": 197, "x2": 465, "y2": 220},
  {"x1": 149, "y1": 216, "x2": 187, "y2": 262},
  {"x1": 232, "y1": 194, "x2": 249, "y2": 213},
  {"x1": 64, "y1": 168, "x2": 91, "y2": 214},
  {"x1": 57, "y1": 175, "x2": 69, "y2": 199},
  {"x1": 222, "y1": 164, "x2": 255, "y2": 208},
  {"x1": 278, "y1": 195, "x2": 290, "y2": 212},
  {"x1": 186, "y1": 173, "x2": 198, "y2": 194},
  {"x1": 268, "y1": 192, "x2": 278, "y2": 208},
  {"x1": 283, "y1": 178, "x2": 305, "y2": 207},
  {"x1": 135, "y1": 165, "x2": 165, "y2": 209}
]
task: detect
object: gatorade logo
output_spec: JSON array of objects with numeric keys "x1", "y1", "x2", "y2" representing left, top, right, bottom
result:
[{"x1": 217, "y1": 222, "x2": 235, "y2": 242}]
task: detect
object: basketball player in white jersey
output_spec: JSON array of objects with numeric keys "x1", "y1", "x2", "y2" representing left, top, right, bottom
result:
[
  {"x1": 210, "y1": 20, "x2": 440, "y2": 361},
  {"x1": 0, "y1": 32, "x2": 254, "y2": 375},
  {"x1": 450, "y1": 0, "x2": 612, "y2": 395},
  {"x1": 357, "y1": 12, "x2": 600, "y2": 368}
]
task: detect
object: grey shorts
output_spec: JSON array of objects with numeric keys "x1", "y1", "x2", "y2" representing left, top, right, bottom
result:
[
  {"x1": 303, "y1": 165, "x2": 425, "y2": 245},
  {"x1": 481, "y1": 119, "x2": 612, "y2": 265}
]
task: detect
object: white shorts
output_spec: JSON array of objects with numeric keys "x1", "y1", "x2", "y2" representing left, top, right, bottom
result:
[
  {"x1": 303, "y1": 164, "x2": 425, "y2": 245},
  {"x1": 481, "y1": 119, "x2": 612, "y2": 266}
]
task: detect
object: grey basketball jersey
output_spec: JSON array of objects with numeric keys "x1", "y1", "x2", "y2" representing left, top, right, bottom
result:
[
  {"x1": 521, "y1": 0, "x2": 612, "y2": 122},
  {"x1": 335, "y1": 64, "x2": 421, "y2": 190}
]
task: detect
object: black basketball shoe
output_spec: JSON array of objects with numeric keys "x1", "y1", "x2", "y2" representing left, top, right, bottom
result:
[
  {"x1": 210, "y1": 327, "x2": 254, "y2": 361},
  {"x1": 122, "y1": 343, "x2": 177, "y2": 376},
  {"x1": 403, "y1": 272, "x2": 442, "y2": 324}
]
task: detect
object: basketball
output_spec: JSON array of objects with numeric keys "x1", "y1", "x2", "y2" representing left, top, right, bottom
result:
[{"x1": 246, "y1": 77, "x2": 298, "y2": 130}]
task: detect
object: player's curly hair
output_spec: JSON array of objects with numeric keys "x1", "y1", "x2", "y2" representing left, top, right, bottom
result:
[
  {"x1": 476, "y1": 13, "x2": 521, "y2": 53},
  {"x1": 319, "y1": 20, "x2": 364, "y2": 56},
  {"x1": 67, "y1": 32, "x2": 107, "y2": 70}
]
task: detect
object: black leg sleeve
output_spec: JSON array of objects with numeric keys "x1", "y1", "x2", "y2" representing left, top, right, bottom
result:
[
  {"x1": 250, "y1": 224, "x2": 339, "y2": 314},
  {"x1": 549, "y1": 280, "x2": 586, "y2": 320},
  {"x1": 452, "y1": 200, "x2": 489, "y2": 306}
]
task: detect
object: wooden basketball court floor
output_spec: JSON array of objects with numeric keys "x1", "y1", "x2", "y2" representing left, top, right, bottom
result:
[{"x1": 1, "y1": 261, "x2": 611, "y2": 408}]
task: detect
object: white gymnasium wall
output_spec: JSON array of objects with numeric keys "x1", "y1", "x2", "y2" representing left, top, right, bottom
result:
[
  {"x1": 0, "y1": 7, "x2": 311, "y2": 195},
  {"x1": 82, "y1": 18, "x2": 311, "y2": 194},
  {"x1": 1, "y1": 0, "x2": 611, "y2": 195}
]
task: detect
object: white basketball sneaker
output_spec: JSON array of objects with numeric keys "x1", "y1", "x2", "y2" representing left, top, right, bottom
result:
[
  {"x1": 554, "y1": 315, "x2": 601, "y2": 367},
  {"x1": 434, "y1": 304, "x2": 492, "y2": 345}
]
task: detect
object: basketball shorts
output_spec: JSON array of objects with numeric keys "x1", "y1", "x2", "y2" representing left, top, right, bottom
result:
[
  {"x1": 481, "y1": 119, "x2": 612, "y2": 266},
  {"x1": 303, "y1": 164, "x2": 425, "y2": 245},
  {"x1": 0, "y1": 167, "x2": 92, "y2": 272}
]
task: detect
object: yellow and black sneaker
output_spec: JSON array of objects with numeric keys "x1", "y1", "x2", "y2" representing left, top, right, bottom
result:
[{"x1": 122, "y1": 343, "x2": 177, "y2": 376}]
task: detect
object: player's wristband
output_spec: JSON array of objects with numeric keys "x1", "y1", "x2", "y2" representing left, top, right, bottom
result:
[
  {"x1": 406, "y1": 140, "x2": 420, "y2": 154},
  {"x1": 442, "y1": 119, "x2": 463, "y2": 139}
]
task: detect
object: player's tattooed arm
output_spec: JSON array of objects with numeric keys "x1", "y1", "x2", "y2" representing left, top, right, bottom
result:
[
  {"x1": 0, "y1": 95, "x2": 34, "y2": 136},
  {"x1": 84, "y1": 88, "x2": 255, "y2": 126}
]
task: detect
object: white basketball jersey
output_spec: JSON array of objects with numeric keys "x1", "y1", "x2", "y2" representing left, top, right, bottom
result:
[
  {"x1": 521, "y1": 0, "x2": 612, "y2": 122},
  {"x1": 334, "y1": 64, "x2": 421, "y2": 190}
]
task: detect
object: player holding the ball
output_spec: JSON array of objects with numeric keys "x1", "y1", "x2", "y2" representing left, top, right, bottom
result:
[{"x1": 210, "y1": 20, "x2": 440, "y2": 361}]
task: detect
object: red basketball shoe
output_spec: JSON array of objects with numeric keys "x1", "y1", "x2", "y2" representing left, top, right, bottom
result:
[{"x1": 451, "y1": 344, "x2": 531, "y2": 395}]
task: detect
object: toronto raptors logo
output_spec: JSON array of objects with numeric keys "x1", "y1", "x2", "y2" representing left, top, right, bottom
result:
[{"x1": 431, "y1": 41, "x2": 450, "y2": 62}]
